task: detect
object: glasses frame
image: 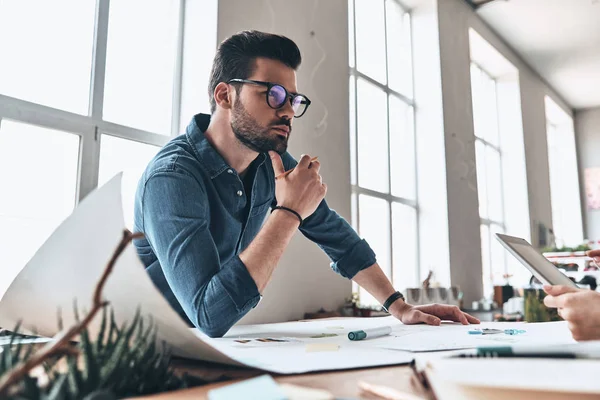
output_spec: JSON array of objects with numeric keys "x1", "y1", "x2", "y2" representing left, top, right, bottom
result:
[{"x1": 228, "y1": 79, "x2": 311, "y2": 118}]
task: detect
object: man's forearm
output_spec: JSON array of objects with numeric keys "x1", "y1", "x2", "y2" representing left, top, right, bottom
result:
[
  {"x1": 352, "y1": 263, "x2": 398, "y2": 306},
  {"x1": 239, "y1": 209, "x2": 300, "y2": 292}
]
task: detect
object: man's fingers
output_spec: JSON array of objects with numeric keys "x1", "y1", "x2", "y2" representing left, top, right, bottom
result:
[
  {"x1": 454, "y1": 308, "x2": 470, "y2": 325},
  {"x1": 309, "y1": 160, "x2": 321, "y2": 173},
  {"x1": 543, "y1": 285, "x2": 579, "y2": 296},
  {"x1": 298, "y1": 154, "x2": 312, "y2": 168},
  {"x1": 269, "y1": 151, "x2": 285, "y2": 176},
  {"x1": 417, "y1": 310, "x2": 441, "y2": 326},
  {"x1": 464, "y1": 312, "x2": 481, "y2": 324}
]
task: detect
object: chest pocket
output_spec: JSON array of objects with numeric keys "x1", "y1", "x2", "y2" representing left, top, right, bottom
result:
[{"x1": 249, "y1": 198, "x2": 272, "y2": 218}]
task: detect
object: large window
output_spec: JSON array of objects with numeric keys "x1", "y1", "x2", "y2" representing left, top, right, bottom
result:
[
  {"x1": 546, "y1": 97, "x2": 583, "y2": 248},
  {"x1": 0, "y1": 0, "x2": 217, "y2": 298},
  {"x1": 349, "y1": 0, "x2": 417, "y2": 306},
  {"x1": 470, "y1": 63, "x2": 507, "y2": 297}
]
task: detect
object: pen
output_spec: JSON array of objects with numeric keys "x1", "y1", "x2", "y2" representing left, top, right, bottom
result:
[
  {"x1": 468, "y1": 328, "x2": 525, "y2": 335},
  {"x1": 348, "y1": 326, "x2": 392, "y2": 341}
]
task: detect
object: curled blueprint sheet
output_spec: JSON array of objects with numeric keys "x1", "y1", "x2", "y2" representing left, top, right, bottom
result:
[{"x1": 0, "y1": 175, "x2": 412, "y2": 373}]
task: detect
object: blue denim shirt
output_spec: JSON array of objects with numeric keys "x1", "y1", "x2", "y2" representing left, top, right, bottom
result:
[{"x1": 133, "y1": 114, "x2": 376, "y2": 337}]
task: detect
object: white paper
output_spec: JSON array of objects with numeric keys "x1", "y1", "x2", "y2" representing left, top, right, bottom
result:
[
  {"x1": 424, "y1": 358, "x2": 600, "y2": 397},
  {"x1": 0, "y1": 175, "x2": 413, "y2": 373},
  {"x1": 367, "y1": 320, "x2": 576, "y2": 352}
]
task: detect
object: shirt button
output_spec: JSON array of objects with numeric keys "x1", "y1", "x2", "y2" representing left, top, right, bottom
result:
[
  {"x1": 236, "y1": 190, "x2": 243, "y2": 197},
  {"x1": 227, "y1": 169, "x2": 234, "y2": 174}
]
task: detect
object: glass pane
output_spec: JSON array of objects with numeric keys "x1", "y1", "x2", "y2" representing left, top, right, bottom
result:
[
  {"x1": 475, "y1": 140, "x2": 488, "y2": 219},
  {"x1": 358, "y1": 195, "x2": 390, "y2": 306},
  {"x1": 357, "y1": 79, "x2": 389, "y2": 192},
  {"x1": 0, "y1": 0, "x2": 95, "y2": 114},
  {"x1": 392, "y1": 202, "x2": 417, "y2": 290},
  {"x1": 348, "y1": 0, "x2": 355, "y2": 69},
  {"x1": 0, "y1": 120, "x2": 79, "y2": 297},
  {"x1": 349, "y1": 76, "x2": 357, "y2": 186},
  {"x1": 470, "y1": 64, "x2": 485, "y2": 140},
  {"x1": 390, "y1": 96, "x2": 415, "y2": 199},
  {"x1": 480, "y1": 224, "x2": 492, "y2": 299},
  {"x1": 98, "y1": 135, "x2": 160, "y2": 230},
  {"x1": 103, "y1": 0, "x2": 179, "y2": 134},
  {"x1": 485, "y1": 146, "x2": 504, "y2": 223},
  {"x1": 483, "y1": 73, "x2": 500, "y2": 146},
  {"x1": 386, "y1": 1, "x2": 412, "y2": 97},
  {"x1": 355, "y1": 0, "x2": 386, "y2": 83},
  {"x1": 489, "y1": 224, "x2": 507, "y2": 286}
]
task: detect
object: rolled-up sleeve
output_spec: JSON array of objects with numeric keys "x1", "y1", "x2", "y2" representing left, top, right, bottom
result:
[
  {"x1": 278, "y1": 152, "x2": 377, "y2": 278},
  {"x1": 141, "y1": 170, "x2": 260, "y2": 337}
]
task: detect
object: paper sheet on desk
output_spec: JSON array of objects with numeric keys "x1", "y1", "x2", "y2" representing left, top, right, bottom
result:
[
  {"x1": 0, "y1": 174, "x2": 412, "y2": 374},
  {"x1": 367, "y1": 321, "x2": 576, "y2": 352}
]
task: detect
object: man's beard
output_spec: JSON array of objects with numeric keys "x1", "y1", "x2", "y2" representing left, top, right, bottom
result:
[{"x1": 230, "y1": 98, "x2": 290, "y2": 154}]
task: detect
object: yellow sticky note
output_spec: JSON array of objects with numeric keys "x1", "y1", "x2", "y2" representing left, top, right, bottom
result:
[{"x1": 306, "y1": 343, "x2": 340, "y2": 353}]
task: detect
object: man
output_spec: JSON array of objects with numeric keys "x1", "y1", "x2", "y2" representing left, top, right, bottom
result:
[
  {"x1": 133, "y1": 30, "x2": 479, "y2": 337},
  {"x1": 544, "y1": 249, "x2": 600, "y2": 341}
]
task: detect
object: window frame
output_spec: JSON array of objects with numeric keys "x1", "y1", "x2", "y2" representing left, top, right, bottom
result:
[
  {"x1": 470, "y1": 61, "x2": 509, "y2": 291},
  {"x1": 349, "y1": 0, "x2": 420, "y2": 300},
  {"x1": 0, "y1": 0, "x2": 184, "y2": 203}
]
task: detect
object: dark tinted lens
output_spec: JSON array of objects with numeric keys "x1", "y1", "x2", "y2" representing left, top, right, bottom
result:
[
  {"x1": 292, "y1": 95, "x2": 309, "y2": 117},
  {"x1": 267, "y1": 85, "x2": 287, "y2": 108}
]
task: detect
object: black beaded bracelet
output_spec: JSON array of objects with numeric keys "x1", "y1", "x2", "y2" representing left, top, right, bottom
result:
[
  {"x1": 272, "y1": 206, "x2": 303, "y2": 227},
  {"x1": 383, "y1": 291, "x2": 405, "y2": 313}
]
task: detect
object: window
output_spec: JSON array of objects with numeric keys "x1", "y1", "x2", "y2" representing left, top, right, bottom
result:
[
  {"x1": 0, "y1": 120, "x2": 80, "y2": 298},
  {"x1": 545, "y1": 97, "x2": 583, "y2": 247},
  {"x1": 0, "y1": 0, "x2": 218, "y2": 295},
  {"x1": 349, "y1": 0, "x2": 417, "y2": 306},
  {"x1": 470, "y1": 63, "x2": 507, "y2": 297}
]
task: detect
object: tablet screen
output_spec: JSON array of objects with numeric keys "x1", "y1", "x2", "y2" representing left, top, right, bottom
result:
[{"x1": 496, "y1": 234, "x2": 577, "y2": 288}]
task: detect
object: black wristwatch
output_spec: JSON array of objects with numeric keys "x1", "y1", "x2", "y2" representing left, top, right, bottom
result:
[{"x1": 382, "y1": 291, "x2": 405, "y2": 313}]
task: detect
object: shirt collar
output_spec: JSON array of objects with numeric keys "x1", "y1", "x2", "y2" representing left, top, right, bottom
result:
[{"x1": 185, "y1": 113, "x2": 267, "y2": 179}]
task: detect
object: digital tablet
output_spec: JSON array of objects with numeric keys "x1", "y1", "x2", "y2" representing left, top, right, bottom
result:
[{"x1": 495, "y1": 233, "x2": 578, "y2": 288}]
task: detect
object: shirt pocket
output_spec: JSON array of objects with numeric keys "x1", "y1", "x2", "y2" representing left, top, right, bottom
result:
[{"x1": 249, "y1": 198, "x2": 272, "y2": 218}]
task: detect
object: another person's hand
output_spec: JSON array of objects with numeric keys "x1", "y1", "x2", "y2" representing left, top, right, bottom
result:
[
  {"x1": 270, "y1": 152, "x2": 326, "y2": 219},
  {"x1": 543, "y1": 285, "x2": 600, "y2": 341},
  {"x1": 587, "y1": 249, "x2": 600, "y2": 267},
  {"x1": 388, "y1": 301, "x2": 480, "y2": 325}
]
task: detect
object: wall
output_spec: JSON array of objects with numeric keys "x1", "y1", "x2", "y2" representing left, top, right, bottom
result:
[
  {"x1": 576, "y1": 107, "x2": 600, "y2": 240},
  {"x1": 216, "y1": 0, "x2": 353, "y2": 324},
  {"x1": 434, "y1": 0, "x2": 574, "y2": 301}
]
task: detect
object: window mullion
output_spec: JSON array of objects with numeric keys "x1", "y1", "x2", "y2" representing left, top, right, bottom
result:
[
  {"x1": 89, "y1": 0, "x2": 110, "y2": 120},
  {"x1": 171, "y1": 0, "x2": 186, "y2": 136}
]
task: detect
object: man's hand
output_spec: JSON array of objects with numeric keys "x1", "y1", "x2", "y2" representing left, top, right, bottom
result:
[
  {"x1": 269, "y1": 152, "x2": 327, "y2": 219},
  {"x1": 543, "y1": 285, "x2": 600, "y2": 341},
  {"x1": 388, "y1": 301, "x2": 480, "y2": 326}
]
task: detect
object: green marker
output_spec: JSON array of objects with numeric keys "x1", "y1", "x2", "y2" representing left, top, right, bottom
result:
[{"x1": 348, "y1": 326, "x2": 392, "y2": 341}]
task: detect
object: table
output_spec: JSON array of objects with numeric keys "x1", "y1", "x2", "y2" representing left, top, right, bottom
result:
[{"x1": 136, "y1": 359, "x2": 428, "y2": 399}]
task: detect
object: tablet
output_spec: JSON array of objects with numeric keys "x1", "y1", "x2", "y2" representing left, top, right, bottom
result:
[{"x1": 495, "y1": 233, "x2": 578, "y2": 287}]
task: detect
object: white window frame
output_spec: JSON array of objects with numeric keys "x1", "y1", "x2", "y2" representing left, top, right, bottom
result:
[
  {"x1": 349, "y1": 0, "x2": 419, "y2": 303},
  {"x1": 470, "y1": 61, "x2": 508, "y2": 292},
  {"x1": 0, "y1": 0, "x2": 188, "y2": 204}
]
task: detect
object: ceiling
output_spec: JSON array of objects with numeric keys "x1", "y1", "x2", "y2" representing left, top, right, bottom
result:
[{"x1": 475, "y1": 0, "x2": 600, "y2": 110}]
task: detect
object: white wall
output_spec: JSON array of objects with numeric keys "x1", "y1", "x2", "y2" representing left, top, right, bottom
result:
[
  {"x1": 576, "y1": 107, "x2": 600, "y2": 241},
  {"x1": 216, "y1": 0, "x2": 353, "y2": 324},
  {"x1": 434, "y1": 0, "x2": 573, "y2": 301}
]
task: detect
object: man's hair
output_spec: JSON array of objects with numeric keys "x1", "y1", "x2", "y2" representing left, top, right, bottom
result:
[{"x1": 208, "y1": 30, "x2": 302, "y2": 113}]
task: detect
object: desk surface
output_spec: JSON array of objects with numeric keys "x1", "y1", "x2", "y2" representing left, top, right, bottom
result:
[{"x1": 137, "y1": 360, "x2": 425, "y2": 400}]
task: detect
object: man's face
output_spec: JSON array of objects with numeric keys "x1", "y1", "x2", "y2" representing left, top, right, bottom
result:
[{"x1": 230, "y1": 58, "x2": 298, "y2": 155}]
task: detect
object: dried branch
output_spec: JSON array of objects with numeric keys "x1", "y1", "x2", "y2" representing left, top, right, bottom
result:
[{"x1": 0, "y1": 230, "x2": 144, "y2": 397}]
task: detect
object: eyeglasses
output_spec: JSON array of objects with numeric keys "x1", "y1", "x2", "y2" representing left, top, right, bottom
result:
[{"x1": 228, "y1": 79, "x2": 311, "y2": 118}]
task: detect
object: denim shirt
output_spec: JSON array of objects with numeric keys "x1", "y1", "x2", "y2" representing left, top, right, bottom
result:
[{"x1": 133, "y1": 114, "x2": 376, "y2": 337}]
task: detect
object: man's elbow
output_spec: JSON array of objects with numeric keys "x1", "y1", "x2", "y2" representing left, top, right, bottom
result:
[{"x1": 200, "y1": 324, "x2": 229, "y2": 338}]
